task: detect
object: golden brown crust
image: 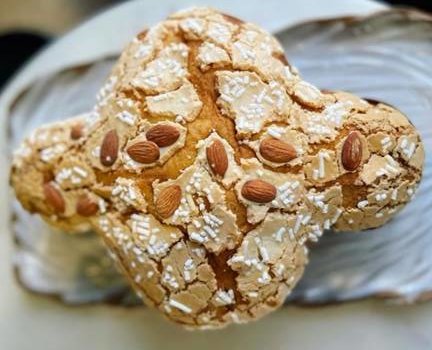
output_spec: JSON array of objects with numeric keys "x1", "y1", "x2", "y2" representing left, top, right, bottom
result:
[{"x1": 10, "y1": 7, "x2": 424, "y2": 328}]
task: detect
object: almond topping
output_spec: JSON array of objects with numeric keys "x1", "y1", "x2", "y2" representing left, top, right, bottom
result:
[
  {"x1": 342, "y1": 131, "x2": 363, "y2": 171},
  {"x1": 76, "y1": 195, "x2": 99, "y2": 217},
  {"x1": 43, "y1": 183, "x2": 65, "y2": 214},
  {"x1": 241, "y1": 180, "x2": 276, "y2": 203},
  {"x1": 259, "y1": 138, "x2": 297, "y2": 163},
  {"x1": 146, "y1": 124, "x2": 180, "y2": 147},
  {"x1": 222, "y1": 13, "x2": 244, "y2": 26},
  {"x1": 127, "y1": 141, "x2": 160, "y2": 164},
  {"x1": 100, "y1": 129, "x2": 119, "y2": 166},
  {"x1": 206, "y1": 140, "x2": 228, "y2": 176},
  {"x1": 70, "y1": 124, "x2": 83, "y2": 140},
  {"x1": 156, "y1": 185, "x2": 182, "y2": 218}
]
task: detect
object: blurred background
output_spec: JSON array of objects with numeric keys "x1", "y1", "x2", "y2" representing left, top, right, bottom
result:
[{"x1": 0, "y1": 0, "x2": 430, "y2": 90}]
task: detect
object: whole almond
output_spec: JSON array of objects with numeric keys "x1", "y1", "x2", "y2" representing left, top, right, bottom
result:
[
  {"x1": 206, "y1": 140, "x2": 228, "y2": 176},
  {"x1": 342, "y1": 131, "x2": 362, "y2": 171},
  {"x1": 146, "y1": 124, "x2": 180, "y2": 147},
  {"x1": 100, "y1": 129, "x2": 119, "y2": 166},
  {"x1": 241, "y1": 179, "x2": 277, "y2": 203},
  {"x1": 127, "y1": 141, "x2": 160, "y2": 164},
  {"x1": 259, "y1": 138, "x2": 297, "y2": 163},
  {"x1": 222, "y1": 13, "x2": 245, "y2": 26},
  {"x1": 156, "y1": 185, "x2": 182, "y2": 218},
  {"x1": 70, "y1": 123, "x2": 83, "y2": 140},
  {"x1": 76, "y1": 195, "x2": 98, "y2": 217},
  {"x1": 43, "y1": 183, "x2": 65, "y2": 213}
]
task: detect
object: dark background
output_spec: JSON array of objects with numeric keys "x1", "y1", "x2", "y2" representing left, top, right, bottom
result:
[
  {"x1": 0, "y1": 0, "x2": 430, "y2": 90},
  {"x1": 386, "y1": 0, "x2": 431, "y2": 11}
]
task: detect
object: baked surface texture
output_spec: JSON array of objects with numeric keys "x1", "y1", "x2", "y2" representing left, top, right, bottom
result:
[{"x1": 11, "y1": 7, "x2": 424, "y2": 328}]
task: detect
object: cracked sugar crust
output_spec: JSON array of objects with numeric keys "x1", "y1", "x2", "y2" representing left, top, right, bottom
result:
[{"x1": 11, "y1": 8, "x2": 424, "y2": 328}]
